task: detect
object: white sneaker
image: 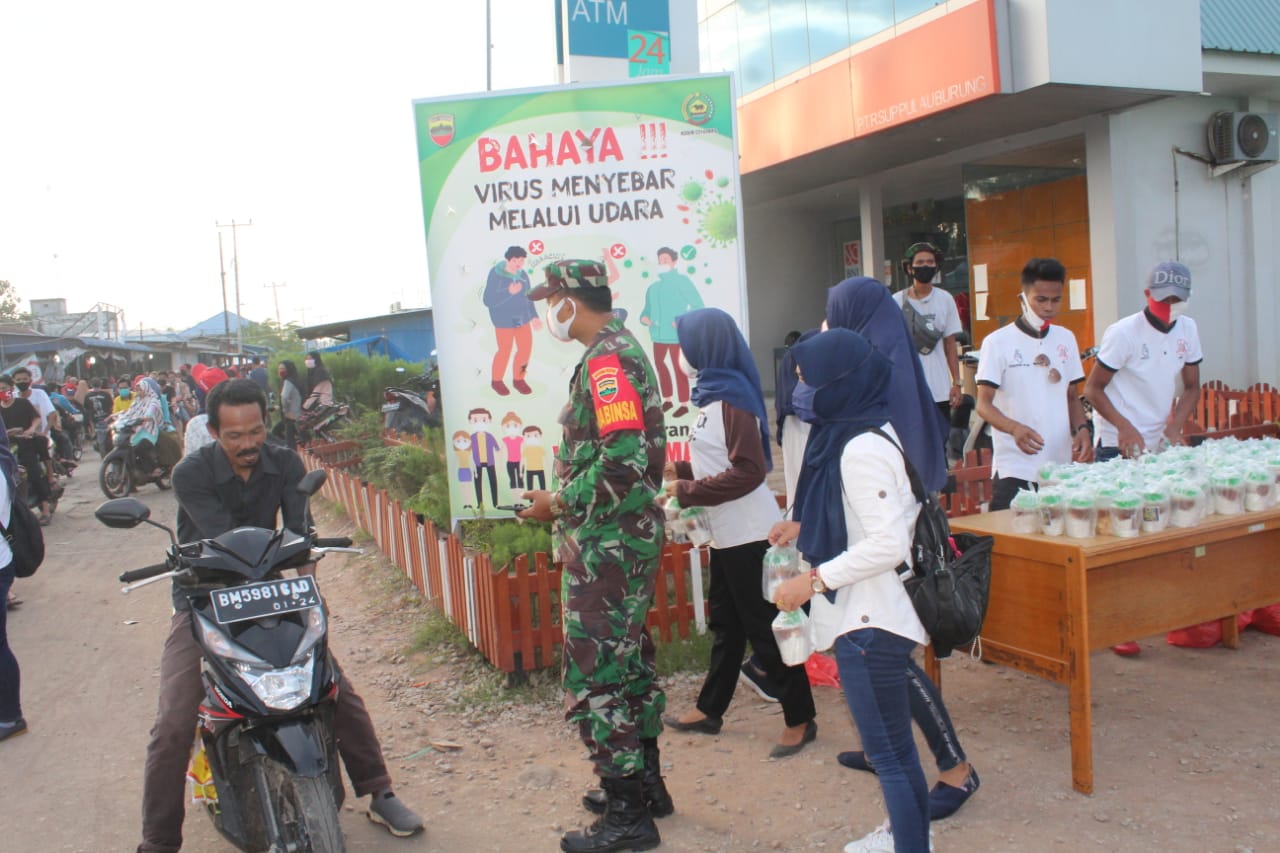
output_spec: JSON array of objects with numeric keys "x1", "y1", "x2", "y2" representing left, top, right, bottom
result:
[
  {"x1": 843, "y1": 820, "x2": 933, "y2": 853},
  {"x1": 844, "y1": 821, "x2": 895, "y2": 853}
]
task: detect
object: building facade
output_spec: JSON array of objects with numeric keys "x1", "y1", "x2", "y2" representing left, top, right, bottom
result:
[{"x1": 700, "y1": 0, "x2": 1279, "y2": 390}]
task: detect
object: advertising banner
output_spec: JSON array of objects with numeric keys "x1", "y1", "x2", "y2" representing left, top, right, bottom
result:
[{"x1": 413, "y1": 73, "x2": 744, "y2": 521}]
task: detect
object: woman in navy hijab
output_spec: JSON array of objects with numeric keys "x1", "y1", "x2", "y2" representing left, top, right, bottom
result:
[
  {"x1": 660, "y1": 308, "x2": 817, "y2": 758},
  {"x1": 826, "y1": 277, "x2": 949, "y2": 494}
]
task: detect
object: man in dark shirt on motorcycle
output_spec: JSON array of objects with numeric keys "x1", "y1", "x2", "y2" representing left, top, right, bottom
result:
[{"x1": 138, "y1": 379, "x2": 423, "y2": 852}]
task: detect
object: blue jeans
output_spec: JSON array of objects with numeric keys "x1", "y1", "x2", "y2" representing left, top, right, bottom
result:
[
  {"x1": 0, "y1": 565, "x2": 20, "y2": 722},
  {"x1": 906, "y1": 657, "x2": 966, "y2": 772},
  {"x1": 836, "y1": 628, "x2": 930, "y2": 853}
]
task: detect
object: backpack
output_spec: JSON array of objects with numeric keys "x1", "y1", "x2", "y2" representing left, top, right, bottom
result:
[
  {"x1": 2, "y1": 497, "x2": 47, "y2": 578},
  {"x1": 870, "y1": 428, "x2": 993, "y2": 658}
]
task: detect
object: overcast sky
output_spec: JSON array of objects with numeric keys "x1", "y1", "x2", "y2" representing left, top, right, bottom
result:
[{"x1": 0, "y1": 1, "x2": 557, "y2": 332}]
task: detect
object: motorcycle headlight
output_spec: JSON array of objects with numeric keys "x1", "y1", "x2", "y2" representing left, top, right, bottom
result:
[
  {"x1": 292, "y1": 605, "x2": 326, "y2": 666},
  {"x1": 238, "y1": 655, "x2": 316, "y2": 711},
  {"x1": 194, "y1": 613, "x2": 270, "y2": 667}
]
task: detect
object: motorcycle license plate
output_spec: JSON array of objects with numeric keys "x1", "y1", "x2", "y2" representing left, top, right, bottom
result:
[
  {"x1": 210, "y1": 576, "x2": 321, "y2": 624},
  {"x1": 380, "y1": 402, "x2": 400, "y2": 413}
]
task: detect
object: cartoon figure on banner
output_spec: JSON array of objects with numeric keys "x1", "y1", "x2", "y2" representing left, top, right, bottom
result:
[
  {"x1": 468, "y1": 407, "x2": 501, "y2": 509},
  {"x1": 601, "y1": 245, "x2": 629, "y2": 322},
  {"x1": 501, "y1": 411, "x2": 524, "y2": 489},
  {"x1": 639, "y1": 246, "x2": 704, "y2": 417},
  {"x1": 522, "y1": 425, "x2": 547, "y2": 490},
  {"x1": 483, "y1": 246, "x2": 541, "y2": 397},
  {"x1": 452, "y1": 431, "x2": 474, "y2": 506}
]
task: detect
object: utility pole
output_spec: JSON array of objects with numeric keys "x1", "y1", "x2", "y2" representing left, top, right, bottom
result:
[
  {"x1": 216, "y1": 220, "x2": 252, "y2": 359},
  {"x1": 263, "y1": 281, "x2": 287, "y2": 327},
  {"x1": 217, "y1": 232, "x2": 230, "y2": 338},
  {"x1": 485, "y1": 0, "x2": 493, "y2": 91}
]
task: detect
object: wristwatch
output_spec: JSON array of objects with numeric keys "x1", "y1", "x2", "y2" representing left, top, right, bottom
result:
[{"x1": 810, "y1": 569, "x2": 827, "y2": 594}]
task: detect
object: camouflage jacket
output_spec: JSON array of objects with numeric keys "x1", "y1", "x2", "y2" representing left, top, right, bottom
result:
[{"x1": 554, "y1": 317, "x2": 666, "y2": 563}]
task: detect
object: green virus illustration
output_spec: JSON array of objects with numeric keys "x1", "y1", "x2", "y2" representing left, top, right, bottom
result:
[
  {"x1": 699, "y1": 200, "x2": 738, "y2": 248},
  {"x1": 674, "y1": 168, "x2": 739, "y2": 252}
]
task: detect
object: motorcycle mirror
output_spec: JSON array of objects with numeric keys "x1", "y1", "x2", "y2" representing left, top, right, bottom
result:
[
  {"x1": 95, "y1": 497, "x2": 152, "y2": 529},
  {"x1": 297, "y1": 469, "x2": 328, "y2": 496}
]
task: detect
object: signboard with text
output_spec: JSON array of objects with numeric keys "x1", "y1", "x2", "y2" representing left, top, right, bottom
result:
[
  {"x1": 566, "y1": 0, "x2": 670, "y2": 58},
  {"x1": 413, "y1": 74, "x2": 745, "y2": 520}
]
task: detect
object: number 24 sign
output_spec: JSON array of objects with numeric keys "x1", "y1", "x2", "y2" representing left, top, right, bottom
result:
[{"x1": 628, "y1": 29, "x2": 670, "y2": 78}]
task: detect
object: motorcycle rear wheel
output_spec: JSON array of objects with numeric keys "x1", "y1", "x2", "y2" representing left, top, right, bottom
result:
[
  {"x1": 262, "y1": 757, "x2": 345, "y2": 853},
  {"x1": 99, "y1": 457, "x2": 131, "y2": 499}
]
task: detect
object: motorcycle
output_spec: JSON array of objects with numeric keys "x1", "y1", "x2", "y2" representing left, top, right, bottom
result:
[
  {"x1": 294, "y1": 401, "x2": 353, "y2": 445},
  {"x1": 381, "y1": 366, "x2": 440, "y2": 435},
  {"x1": 96, "y1": 469, "x2": 360, "y2": 853},
  {"x1": 99, "y1": 420, "x2": 173, "y2": 498}
]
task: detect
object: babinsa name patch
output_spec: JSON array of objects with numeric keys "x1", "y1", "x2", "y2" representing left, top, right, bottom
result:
[{"x1": 588, "y1": 354, "x2": 643, "y2": 434}]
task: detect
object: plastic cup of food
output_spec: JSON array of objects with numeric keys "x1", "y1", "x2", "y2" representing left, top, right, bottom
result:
[
  {"x1": 1010, "y1": 490, "x2": 1041, "y2": 534},
  {"x1": 1038, "y1": 493, "x2": 1065, "y2": 536},
  {"x1": 1141, "y1": 489, "x2": 1171, "y2": 533},
  {"x1": 1065, "y1": 494, "x2": 1098, "y2": 539},
  {"x1": 1109, "y1": 495, "x2": 1142, "y2": 538}
]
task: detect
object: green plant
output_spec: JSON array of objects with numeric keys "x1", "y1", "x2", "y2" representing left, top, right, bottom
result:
[
  {"x1": 458, "y1": 517, "x2": 553, "y2": 569},
  {"x1": 653, "y1": 629, "x2": 716, "y2": 677},
  {"x1": 411, "y1": 608, "x2": 469, "y2": 651},
  {"x1": 335, "y1": 410, "x2": 386, "y2": 454}
]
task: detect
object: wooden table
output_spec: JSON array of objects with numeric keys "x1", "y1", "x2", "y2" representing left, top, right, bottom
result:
[{"x1": 935, "y1": 505, "x2": 1280, "y2": 795}]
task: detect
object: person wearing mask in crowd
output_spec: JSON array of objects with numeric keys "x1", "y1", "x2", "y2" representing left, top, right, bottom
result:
[
  {"x1": 84, "y1": 378, "x2": 114, "y2": 428},
  {"x1": 893, "y1": 243, "x2": 965, "y2": 425},
  {"x1": 775, "y1": 328, "x2": 819, "y2": 506},
  {"x1": 1084, "y1": 261, "x2": 1202, "y2": 657},
  {"x1": 303, "y1": 353, "x2": 334, "y2": 410},
  {"x1": 114, "y1": 376, "x2": 165, "y2": 478},
  {"x1": 276, "y1": 360, "x2": 304, "y2": 450},
  {"x1": 247, "y1": 357, "x2": 269, "y2": 394},
  {"x1": 0, "y1": 425, "x2": 24, "y2": 743},
  {"x1": 770, "y1": 329, "x2": 938, "y2": 853},
  {"x1": 0, "y1": 375, "x2": 54, "y2": 525},
  {"x1": 138, "y1": 379, "x2": 424, "y2": 852},
  {"x1": 977, "y1": 258, "x2": 1093, "y2": 511},
  {"x1": 112, "y1": 378, "x2": 134, "y2": 415},
  {"x1": 660, "y1": 308, "x2": 818, "y2": 758},
  {"x1": 796, "y1": 278, "x2": 979, "y2": 822},
  {"x1": 519, "y1": 260, "x2": 670, "y2": 853}
]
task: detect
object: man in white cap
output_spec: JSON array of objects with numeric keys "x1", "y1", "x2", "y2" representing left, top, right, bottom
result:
[
  {"x1": 1085, "y1": 261, "x2": 1202, "y2": 461},
  {"x1": 1084, "y1": 260, "x2": 1202, "y2": 657}
]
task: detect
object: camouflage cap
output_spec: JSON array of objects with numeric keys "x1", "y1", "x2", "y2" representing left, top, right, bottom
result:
[{"x1": 528, "y1": 259, "x2": 610, "y2": 301}]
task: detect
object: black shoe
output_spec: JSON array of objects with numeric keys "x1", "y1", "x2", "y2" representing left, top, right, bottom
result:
[
  {"x1": 837, "y1": 750, "x2": 878, "y2": 774},
  {"x1": 768, "y1": 719, "x2": 817, "y2": 759},
  {"x1": 562, "y1": 775, "x2": 660, "y2": 852},
  {"x1": 0, "y1": 718, "x2": 28, "y2": 742},
  {"x1": 583, "y1": 738, "x2": 674, "y2": 818},
  {"x1": 739, "y1": 659, "x2": 782, "y2": 702},
  {"x1": 662, "y1": 713, "x2": 722, "y2": 735}
]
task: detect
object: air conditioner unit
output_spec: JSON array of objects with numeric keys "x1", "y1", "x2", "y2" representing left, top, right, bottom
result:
[{"x1": 1208, "y1": 111, "x2": 1278, "y2": 164}]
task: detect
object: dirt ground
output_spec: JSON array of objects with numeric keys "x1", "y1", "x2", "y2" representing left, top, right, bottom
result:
[{"x1": 4, "y1": 454, "x2": 1279, "y2": 852}]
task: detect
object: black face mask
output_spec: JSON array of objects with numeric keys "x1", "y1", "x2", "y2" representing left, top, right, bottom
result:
[
  {"x1": 910, "y1": 266, "x2": 938, "y2": 284},
  {"x1": 14, "y1": 381, "x2": 30, "y2": 392}
]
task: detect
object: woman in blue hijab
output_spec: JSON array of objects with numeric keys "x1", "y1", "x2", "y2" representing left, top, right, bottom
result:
[
  {"x1": 772, "y1": 328, "x2": 933, "y2": 852},
  {"x1": 0, "y1": 415, "x2": 25, "y2": 741},
  {"x1": 773, "y1": 328, "x2": 979, "y2": 842},
  {"x1": 826, "y1": 277, "x2": 948, "y2": 493},
  {"x1": 660, "y1": 308, "x2": 817, "y2": 758}
]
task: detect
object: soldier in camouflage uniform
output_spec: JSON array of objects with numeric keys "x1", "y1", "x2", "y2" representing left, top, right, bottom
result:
[{"x1": 521, "y1": 259, "x2": 670, "y2": 853}]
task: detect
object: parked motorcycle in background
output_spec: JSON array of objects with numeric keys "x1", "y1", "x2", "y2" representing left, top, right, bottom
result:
[
  {"x1": 382, "y1": 364, "x2": 440, "y2": 435},
  {"x1": 97, "y1": 469, "x2": 360, "y2": 852}
]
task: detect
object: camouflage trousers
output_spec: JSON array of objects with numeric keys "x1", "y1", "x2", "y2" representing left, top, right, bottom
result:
[{"x1": 561, "y1": 555, "x2": 666, "y2": 779}]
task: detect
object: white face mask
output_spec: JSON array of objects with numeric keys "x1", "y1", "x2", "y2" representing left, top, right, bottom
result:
[
  {"x1": 1168, "y1": 301, "x2": 1190, "y2": 322},
  {"x1": 1019, "y1": 293, "x2": 1049, "y2": 333},
  {"x1": 677, "y1": 351, "x2": 697, "y2": 381},
  {"x1": 547, "y1": 298, "x2": 576, "y2": 342}
]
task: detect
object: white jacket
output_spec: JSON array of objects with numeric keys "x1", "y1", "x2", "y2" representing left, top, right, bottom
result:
[{"x1": 813, "y1": 423, "x2": 928, "y2": 646}]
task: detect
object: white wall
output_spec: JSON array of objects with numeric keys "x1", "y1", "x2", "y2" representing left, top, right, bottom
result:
[
  {"x1": 741, "y1": 205, "x2": 835, "y2": 392},
  {"x1": 1094, "y1": 94, "x2": 1280, "y2": 387},
  {"x1": 1005, "y1": 0, "x2": 1202, "y2": 93}
]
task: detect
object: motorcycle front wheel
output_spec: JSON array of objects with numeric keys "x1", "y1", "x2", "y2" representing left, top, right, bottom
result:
[
  {"x1": 99, "y1": 456, "x2": 131, "y2": 499},
  {"x1": 262, "y1": 757, "x2": 345, "y2": 853}
]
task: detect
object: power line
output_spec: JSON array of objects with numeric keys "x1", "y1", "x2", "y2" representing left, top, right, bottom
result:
[{"x1": 216, "y1": 219, "x2": 252, "y2": 357}]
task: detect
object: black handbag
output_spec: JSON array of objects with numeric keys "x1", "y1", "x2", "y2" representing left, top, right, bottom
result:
[
  {"x1": 871, "y1": 428, "x2": 993, "y2": 658},
  {"x1": 3, "y1": 498, "x2": 47, "y2": 578}
]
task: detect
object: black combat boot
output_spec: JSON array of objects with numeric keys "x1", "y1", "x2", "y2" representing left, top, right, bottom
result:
[
  {"x1": 561, "y1": 774, "x2": 660, "y2": 853},
  {"x1": 582, "y1": 738, "x2": 674, "y2": 818}
]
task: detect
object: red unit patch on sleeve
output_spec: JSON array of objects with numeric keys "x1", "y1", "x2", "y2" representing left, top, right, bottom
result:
[{"x1": 588, "y1": 354, "x2": 644, "y2": 435}]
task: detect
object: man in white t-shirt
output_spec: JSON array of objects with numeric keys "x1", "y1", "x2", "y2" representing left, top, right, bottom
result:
[
  {"x1": 1084, "y1": 261, "x2": 1203, "y2": 460},
  {"x1": 893, "y1": 243, "x2": 964, "y2": 423},
  {"x1": 976, "y1": 258, "x2": 1093, "y2": 511}
]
